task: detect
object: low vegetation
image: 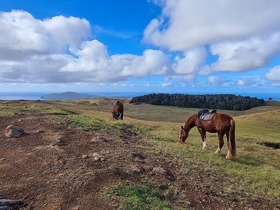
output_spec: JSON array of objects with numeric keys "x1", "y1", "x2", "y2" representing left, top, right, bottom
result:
[{"x1": 106, "y1": 182, "x2": 171, "y2": 210}]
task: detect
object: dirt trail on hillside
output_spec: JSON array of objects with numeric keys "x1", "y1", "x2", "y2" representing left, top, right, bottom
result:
[{"x1": 0, "y1": 110, "x2": 279, "y2": 210}]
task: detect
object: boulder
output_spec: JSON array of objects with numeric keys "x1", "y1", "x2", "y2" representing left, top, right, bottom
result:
[{"x1": 4, "y1": 125, "x2": 26, "y2": 138}]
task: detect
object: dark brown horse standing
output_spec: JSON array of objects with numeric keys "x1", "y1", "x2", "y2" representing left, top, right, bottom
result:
[
  {"x1": 112, "y1": 101, "x2": 124, "y2": 120},
  {"x1": 180, "y1": 112, "x2": 236, "y2": 159}
]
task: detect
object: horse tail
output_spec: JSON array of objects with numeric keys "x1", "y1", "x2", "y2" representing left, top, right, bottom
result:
[{"x1": 229, "y1": 118, "x2": 236, "y2": 158}]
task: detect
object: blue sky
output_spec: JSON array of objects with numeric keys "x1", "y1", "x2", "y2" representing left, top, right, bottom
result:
[{"x1": 1, "y1": 0, "x2": 280, "y2": 95}]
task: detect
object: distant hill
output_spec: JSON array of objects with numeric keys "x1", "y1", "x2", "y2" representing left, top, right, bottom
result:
[{"x1": 41, "y1": 92, "x2": 99, "y2": 100}]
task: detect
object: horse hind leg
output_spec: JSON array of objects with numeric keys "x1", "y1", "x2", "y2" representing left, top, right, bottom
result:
[
  {"x1": 226, "y1": 153, "x2": 233, "y2": 159},
  {"x1": 215, "y1": 133, "x2": 224, "y2": 154},
  {"x1": 214, "y1": 147, "x2": 221, "y2": 154},
  {"x1": 226, "y1": 151, "x2": 233, "y2": 159},
  {"x1": 202, "y1": 141, "x2": 207, "y2": 150},
  {"x1": 225, "y1": 132, "x2": 233, "y2": 159}
]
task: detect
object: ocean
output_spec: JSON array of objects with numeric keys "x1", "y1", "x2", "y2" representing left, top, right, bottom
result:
[{"x1": 0, "y1": 91, "x2": 279, "y2": 101}]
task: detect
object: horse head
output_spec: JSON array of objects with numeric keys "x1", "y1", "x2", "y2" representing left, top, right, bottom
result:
[
  {"x1": 112, "y1": 111, "x2": 119, "y2": 119},
  {"x1": 179, "y1": 125, "x2": 189, "y2": 144}
]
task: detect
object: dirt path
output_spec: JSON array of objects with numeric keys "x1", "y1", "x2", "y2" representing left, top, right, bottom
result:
[{"x1": 0, "y1": 111, "x2": 278, "y2": 210}]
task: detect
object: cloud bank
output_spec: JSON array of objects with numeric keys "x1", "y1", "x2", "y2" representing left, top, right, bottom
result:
[
  {"x1": 0, "y1": 10, "x2": 169, "y2": 84},
  {"x1": 1, "y1": 0, "x2": 280, "y2": 90},
  {"x1": 145, "y1": 0, "x2": 280, "y2": 84}
]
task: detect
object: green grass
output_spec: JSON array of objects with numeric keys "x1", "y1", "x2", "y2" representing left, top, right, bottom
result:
[
  {"x1": 67, "y1": 115, "x2": 108, "y2": 130},
  {"x1": 66, "y1": 113, "x2": 141, "y2": 135},
  {"x1": 106, "y1": 182, "x2": 171, "y2": 210}
]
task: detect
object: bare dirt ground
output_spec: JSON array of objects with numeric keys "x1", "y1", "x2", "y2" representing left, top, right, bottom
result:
[{"x1": 0, "y1": 110, "x2": 279, "y2": 210}]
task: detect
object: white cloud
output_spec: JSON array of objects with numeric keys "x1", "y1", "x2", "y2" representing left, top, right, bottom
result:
[
  {"x1": 161, "y1": 82, "x2": 172, "y2": 88},
  {"x1": 232, "y1": 76, "x2": 264, "y2": 87},
  {"x1": 0, "y1": 10, "x2": 94, "y2": 83},
  {"x1": 172, "y1": 48, "x2": 207, "y2": 76},
  {"x1": 145, "y1": 0, "x2": 280, "y2": 80},
  {"x1": 116, "y1": 49, "x2": 170, "y2": 77},
  {"x1": 145, "y1": 0, "x2": 280, "y2": 50},
  {"x1": 265, "y1": 66, "x2": 280, "y2": 81},
  {"x1": 208, "y1": 75, "x2": 224, "y2": 86},
  {"x1": 210, "y1": 33, "x2": 280, "y2": 71},
  {"x1": 44, "y1": 15, "x2": 91, "y2": 52},
  {"x1": 60, "y1": 40, "x2": 109, "y2": 73},
  {"x1": 61, "y1": 41, "x2": 170, "y2": 82},
  {"x1": 0, "y1": 10, "x2": 91, "y2": 55},
  {"x1": 0, "y1": 10, "x2": 170, "y2": 83},
  {"x1": 237, "y1": 79, "x2": 246, "y2": 86}
]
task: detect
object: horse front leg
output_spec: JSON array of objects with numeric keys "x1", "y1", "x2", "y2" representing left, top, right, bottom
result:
[
  {"x1": 215, "y1": 133, "x2": 224, "y2": 154},
  {"x1": 199, "y1": 129, "x2": 207, "y2": 150}
]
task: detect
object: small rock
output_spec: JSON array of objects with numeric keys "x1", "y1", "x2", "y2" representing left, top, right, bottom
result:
[
  {"x1": 82, "y1": 155, "x2": 88, "y2": 159},
  {"x1": 92, "y1": 152, "x2": 100, "y2": 157},
  {"x1": 90, "y1": 137, "x2": 99, "y2": 142},
  {"x1": 94, "y1": 156, "x2": 100, "y2": 161},
  {"x1": 130, "y1": 165, "x2": 142, "y2": 173},
  {"x1": 92, "y1": 152, "x2": 106, "y2": 162},
  {"x1": 152, "y1": 167, "x2": 166, "y2": 175}
]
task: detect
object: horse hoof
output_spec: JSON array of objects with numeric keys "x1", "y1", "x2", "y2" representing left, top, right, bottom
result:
[
  {"x1": 214, "y1": 148, "x2": 221, "y2": 154},
  {"x1": 226, "y1": 155, "x2": 233, "y2": 160}
]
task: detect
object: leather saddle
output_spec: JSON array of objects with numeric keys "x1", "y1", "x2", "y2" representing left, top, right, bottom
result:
[{"x1": 198, "y1": 108, "x2": 217, "y2": 121}]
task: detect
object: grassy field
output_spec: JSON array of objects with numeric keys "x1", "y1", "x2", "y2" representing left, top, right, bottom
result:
[{"x1": 1, "y1": 98, "x2": 280, "y2": 207}]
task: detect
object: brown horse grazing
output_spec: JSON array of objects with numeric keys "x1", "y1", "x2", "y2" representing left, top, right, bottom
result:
[
  {"x1": 179, "y1": 112, "x2": 236, "y2": 159},
  {"x1": 112, "y1": 101, "x2": 124, "y2": 120}
]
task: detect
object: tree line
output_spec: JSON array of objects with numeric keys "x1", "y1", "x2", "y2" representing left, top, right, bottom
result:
[{"x1": 130, "y1": 93, "x2": 266, "y2": 110}]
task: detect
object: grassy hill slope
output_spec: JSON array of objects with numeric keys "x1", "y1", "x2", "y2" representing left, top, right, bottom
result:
[
  {"x1": 51, "y1": 99, "x2": 280, "y2": 197},
  {"x1": 1, "y1": 99, "x2": 279, "y2": 208}
]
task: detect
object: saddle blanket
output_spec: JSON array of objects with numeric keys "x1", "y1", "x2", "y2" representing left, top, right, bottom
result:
[{"x1": 198, "y1": 108, "x2": 217, "y2": 121}]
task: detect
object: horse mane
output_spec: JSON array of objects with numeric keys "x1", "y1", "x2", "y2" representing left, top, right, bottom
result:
[
  {"x1": 187, "y1": 114, "x2": 197, "y2": 122},
  {"x1": 184, "y1": 114, "x2": 197, "y2": 128}
]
